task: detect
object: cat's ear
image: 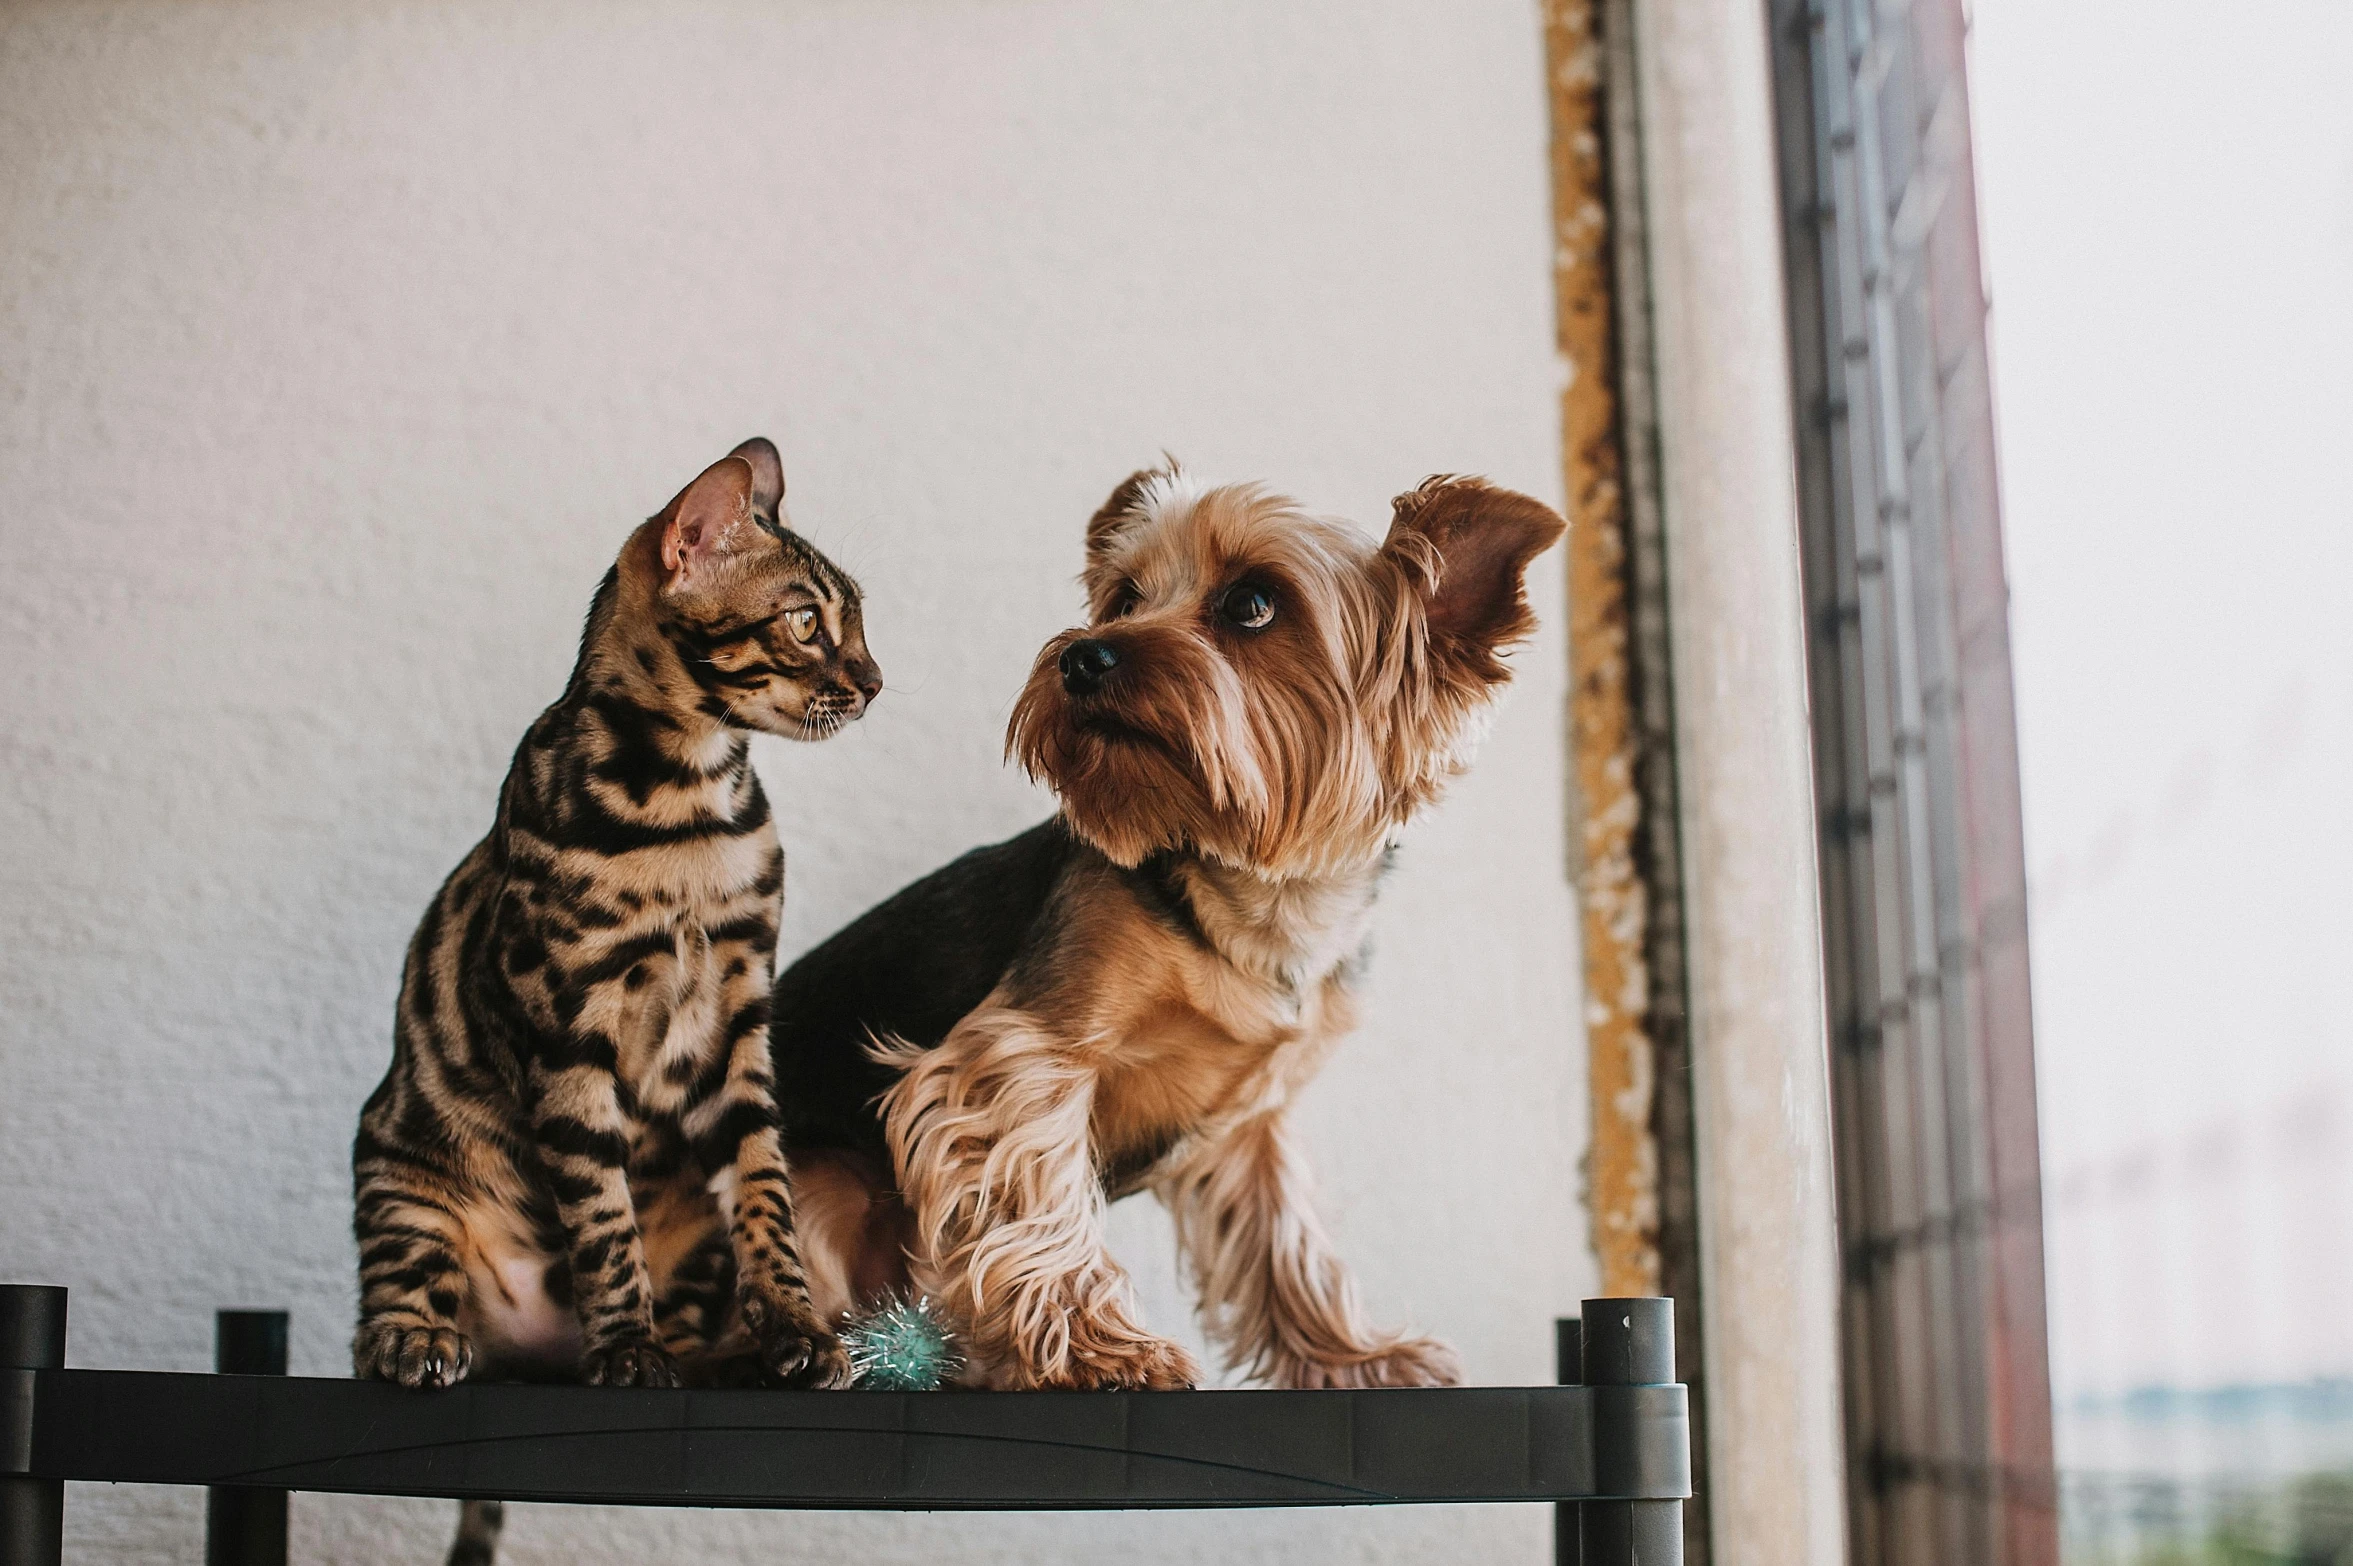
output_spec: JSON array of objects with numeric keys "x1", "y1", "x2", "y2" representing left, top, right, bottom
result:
[
  {"x1": 660, "y1": 455, "x2": 758, "y2": 590},
  {"x1": 726, "y1": 436, "x2": 786, "y2": 525}
]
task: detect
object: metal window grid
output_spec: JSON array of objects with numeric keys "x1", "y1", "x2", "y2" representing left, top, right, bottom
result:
[{"x1": 1764, "y1": 1, "x2": 2060, "y2": 1562}]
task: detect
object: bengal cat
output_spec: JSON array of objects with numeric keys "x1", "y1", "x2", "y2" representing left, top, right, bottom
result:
[{"x1": 352, "y1": 438, "x2": 877, "y2": 1393}]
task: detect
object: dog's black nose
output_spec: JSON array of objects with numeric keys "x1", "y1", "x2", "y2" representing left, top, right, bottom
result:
[{"x1": 1059, "y1": 638, "x2": 1120, "y2": 696}]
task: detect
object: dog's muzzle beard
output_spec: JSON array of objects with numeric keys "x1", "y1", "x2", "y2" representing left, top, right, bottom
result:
[
  {"x1": 1008, "y1": 626, "x2": 1247, "y2": 871},
  {"x1": 1055, "y1": 642, "x2": 1192, "y2": 766}
]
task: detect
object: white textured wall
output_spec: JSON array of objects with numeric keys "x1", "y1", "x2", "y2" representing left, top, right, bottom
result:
[{"x1": 0, "y1": 2, "x2": 1589, "y2": 1562}]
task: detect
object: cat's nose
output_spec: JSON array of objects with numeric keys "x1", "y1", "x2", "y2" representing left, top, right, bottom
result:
[
  {"x1": 850, "y1": 661, "x2": 883, "y2": 704},
  {"x1": 1059, "y1": 638, "x2": 1119, "y2": 696}
]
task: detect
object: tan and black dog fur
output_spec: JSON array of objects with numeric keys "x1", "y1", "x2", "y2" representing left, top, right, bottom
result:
[{"x1": 771, "y1": 467, "x2": 1563, "y2": 1390}]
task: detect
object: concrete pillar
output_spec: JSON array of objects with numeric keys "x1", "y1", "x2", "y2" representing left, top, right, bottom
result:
[{"x1": 1626, "y1": 0, "x2": 1849, "y2": 1559}]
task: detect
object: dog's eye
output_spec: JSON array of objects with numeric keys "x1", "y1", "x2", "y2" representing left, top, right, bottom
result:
[
  {"x1": 1218, "y1": 583, "x2": 1276, "y2": 631},
  {"x1": 1109, "y1": 583, "x2": 1142, "y2": 619},
  {"x1": 786, "y1": 607, "x2": 821, "y2": 644}
]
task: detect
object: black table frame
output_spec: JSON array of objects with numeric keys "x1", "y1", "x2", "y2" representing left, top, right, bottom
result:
[{"x1": 3, "y1": 1286, "x2": 1689, "y2": 1564}]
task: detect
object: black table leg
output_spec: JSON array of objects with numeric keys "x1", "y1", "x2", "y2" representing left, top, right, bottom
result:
[
  {"x1": 205, "y1": 1310, "x2": 289, "y2": 1566},
  {"x1": 2, "y1": 1284, "x2": 68, "y2": 1566},
  {"x1": 1556, "y1": 1316, "x2": 1584, "y2": 1566},
  {"x1": 1580, "y1": 1298, "x2": 1683, "y2": 1566}
]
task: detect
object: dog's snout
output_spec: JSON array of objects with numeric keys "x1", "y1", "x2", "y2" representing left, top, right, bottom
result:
[{"x1": 1059, "y1": 638, "x2": 1120, "y2": 696}]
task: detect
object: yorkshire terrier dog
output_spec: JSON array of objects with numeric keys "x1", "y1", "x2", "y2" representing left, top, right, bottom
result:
[{"x1": 770, "y1": 466, "x2": 1564, "y2": 1389}]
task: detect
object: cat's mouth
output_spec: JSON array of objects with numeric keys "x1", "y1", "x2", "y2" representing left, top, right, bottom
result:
[{"x1": 778, "y1": 694, "x2": 866, "y2": 741}]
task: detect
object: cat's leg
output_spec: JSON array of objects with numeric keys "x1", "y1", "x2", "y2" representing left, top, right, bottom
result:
[
  {"x1": 692, "y1": 970, "x2": 852, "y2": 1388},
  {"x1": 1159, "y1": 1109, "x2": 1459, "y2": 1389},
  {"x1": 354, "y1": 909, "x2": 495, "y2": 1389},
  {"x1": 649, "y1": 1212, "x2": 736, "y2": 1359},
  {"x1": 527, "y1": 1060, "x2": 677, "y2": 1387},
  {"x1": 879, "y1": 1008, "x2": 1199, "y2": 1390},
  {"x1": 350, "y1": 1156, "x2": 478, "y2": 1389},
  {"x1": 352, "y1": 1072, "x2": 483, "y2": 1390},
  {"x1": 648, "y1": 1208, "x2": 765, "y2": 1387}
]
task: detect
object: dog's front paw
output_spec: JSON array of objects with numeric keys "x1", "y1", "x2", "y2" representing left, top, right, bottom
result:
[
  {"x1": 1280, "y1": 1335, "x2": 1462, "y2": 1389},
  {"x1": 354, "y1": 1320, "x2": 474, "y2": 1389},
  {"x1": 581, "y1": 1336, "x2": 680, "y2": 1388},
  {"x1": 1042, "y1": 1335, "x2": 1202, "y2": 1391}
]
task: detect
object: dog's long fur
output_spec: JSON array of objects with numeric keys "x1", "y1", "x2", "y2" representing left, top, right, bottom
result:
[{"x1": 770, "y1": 469, "x2": 1563, "y2": 1389}]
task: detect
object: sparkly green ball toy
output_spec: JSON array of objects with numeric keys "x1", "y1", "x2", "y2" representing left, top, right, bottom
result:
[{"x1": 841, "y1": 1296, "x2": 962, "y2": 1391}]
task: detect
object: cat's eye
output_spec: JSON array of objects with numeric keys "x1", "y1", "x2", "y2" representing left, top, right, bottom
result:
[
  {"x1": 786, "y1": 607, "x2": 821, "y2": 645},
  {"x1": 1217, "y1": 582, "x2": 1276, "y2": 631}
]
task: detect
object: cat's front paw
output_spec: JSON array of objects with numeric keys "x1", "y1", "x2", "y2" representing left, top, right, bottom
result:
[
  {"x1": 739, "y1": 1288, "x2": 854, "y2": 1388},
  {"x1": 581, "y1": 1337, "x2": 680, "y2": 1388},
  {"x1": 764, "y1": 1323, "x2": 855, "y2": 1389},
  {"x1": 1278, "y1": 1335, "x2": 1462, "y2": 1389},
  {"x1": 353, "y1": 1320, "x2": 474, "y2": 1389},
  {"x1": 1036, "y1": 1335, "x2": 1201, "y2": 1391}
]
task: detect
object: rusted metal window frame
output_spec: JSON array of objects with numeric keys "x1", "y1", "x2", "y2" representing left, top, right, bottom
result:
[{"x1": 1544, "y1": 3, "x2": 1710, "y2": 1559}]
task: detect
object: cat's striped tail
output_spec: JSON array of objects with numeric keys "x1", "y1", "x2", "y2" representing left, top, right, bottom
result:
[{"x1": 446, "y1": 1499, "x2": 505, "y2": 1566}]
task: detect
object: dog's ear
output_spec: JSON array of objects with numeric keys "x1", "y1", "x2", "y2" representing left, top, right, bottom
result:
[
  {"x1": 725, "y1": 436, "x2": 786, "y2": 526},
  {"x1": 659, "y1": 454, "x2": 759, "y2": 591},
  {"x1": 1381, "y1": 476, "x2": 1566, "y2": 681},
  {"x1": 1085, "y1": 461, "x2": 1177, "y2": 560}
]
